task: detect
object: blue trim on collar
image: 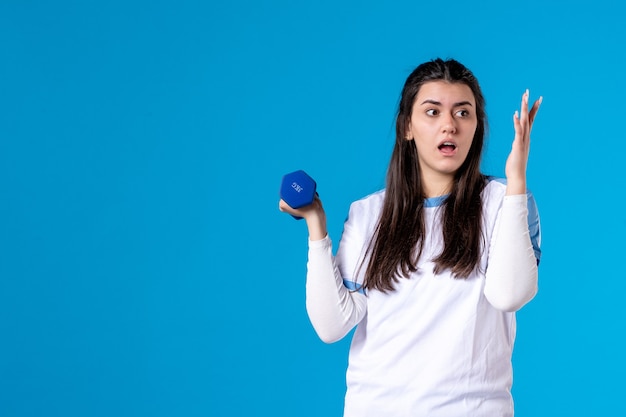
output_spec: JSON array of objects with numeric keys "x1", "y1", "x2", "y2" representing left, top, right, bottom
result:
[{"x1": 424, "y1": 195, "x2": 448, "y2": 207}]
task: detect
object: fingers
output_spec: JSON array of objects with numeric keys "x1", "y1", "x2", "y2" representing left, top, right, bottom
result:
[
  {"x1": 278, "y1": 197, "x2": 323, "y2": 218},
  {"x1": 528, "y1": 96, "x2": 542, "y2": 130},
  {"x1": 515, "y1": 89, "x2": 543, "y2": 140},
  {"x1": 278, "y1": 199, "x2": 291, "y2": 213},
  {"x1": 520, "y1": 89, "x2": 543, "y2": 126},
  {"x1": 512, "y1": 91, "x2": 529, "y2": 146},
  {"x1": 519, "y1": 89, "x2": 529, "y2": 128},
  {"x1": 513, "y1": 110, "x2": 521, "y2": 138}
]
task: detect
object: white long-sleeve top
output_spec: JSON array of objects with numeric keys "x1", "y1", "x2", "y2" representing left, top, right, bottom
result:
[{"x1": 305, "y1": 178, "x2": 541, "y2": 417}]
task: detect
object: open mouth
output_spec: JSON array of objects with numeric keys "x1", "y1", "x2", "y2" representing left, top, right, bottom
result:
[{"x1": 438, "y1": 141, "x2": 457, "y2": 152}]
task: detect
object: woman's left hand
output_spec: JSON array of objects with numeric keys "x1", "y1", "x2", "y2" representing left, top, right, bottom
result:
[{"x1": 505, "y1": 89, "x2": 542, "y2": 195}]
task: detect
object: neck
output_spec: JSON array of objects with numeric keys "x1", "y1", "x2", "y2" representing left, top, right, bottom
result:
[{"x1": 421, "y1": 171, "x2": 454, "y2": 198}]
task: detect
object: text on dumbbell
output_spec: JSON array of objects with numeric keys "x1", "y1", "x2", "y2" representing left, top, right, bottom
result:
[{"x1": 292, "y1": 182, "x2": 303, "y2": 193}]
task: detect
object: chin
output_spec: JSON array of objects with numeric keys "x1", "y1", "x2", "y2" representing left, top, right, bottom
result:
[{"x1": 437, "y1": 164, "x2": 463, "y2": 175}]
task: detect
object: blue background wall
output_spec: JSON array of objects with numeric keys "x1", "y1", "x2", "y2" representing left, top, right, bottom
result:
[{"x1": 1, "y1": 0, "x2": 624, "y2": 415}]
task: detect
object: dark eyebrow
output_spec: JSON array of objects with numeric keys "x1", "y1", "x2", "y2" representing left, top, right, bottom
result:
[{"x1": 420, "y1": 99, "x2": 473, "y2": 107}]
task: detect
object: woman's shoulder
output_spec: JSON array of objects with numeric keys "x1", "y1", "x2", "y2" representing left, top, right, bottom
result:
[
  {"x1": 481, "y1": 177, "x2": 539, "y2": 218},
  {"x1": 350, "y1": 189, "x2": 386, "y2": 210},
  {"x1": 344, "y1": 189, "x2": 386, "y2": 225},
  {"x1": 484, "y1": 176, "x2": 507, "y2": 190},
  {"x1": 482, "y1": 176, "x2": 537, "y2": 200},
  {"x1": 482, "y1": 176, "x2": 507, "y2": 200}
]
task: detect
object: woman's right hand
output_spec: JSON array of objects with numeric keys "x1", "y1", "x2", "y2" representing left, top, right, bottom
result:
[{"x1": 279, "y1": 195, "x2": 328, "y2": 241}]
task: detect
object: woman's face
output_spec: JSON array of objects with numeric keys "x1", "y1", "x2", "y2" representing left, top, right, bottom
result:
[{"x1": 406, "y1": 80, "x2": 478, "y2": 193}]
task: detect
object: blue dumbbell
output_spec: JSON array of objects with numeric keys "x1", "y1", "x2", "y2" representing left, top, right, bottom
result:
[{"x1": 280, "y1": 170, "x2": 317, "y2": 220}]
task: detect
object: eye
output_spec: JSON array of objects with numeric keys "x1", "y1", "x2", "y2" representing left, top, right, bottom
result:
[
  {"x1": 455, "y1": 109, "x2": 470, "y2": 118},
  {"x1": 425, "y1": 109, "x2": 439, "y2": 116}
]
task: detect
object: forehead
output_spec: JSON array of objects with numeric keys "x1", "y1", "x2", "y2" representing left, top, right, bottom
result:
[{"x1": 415, "y1": 81, "x2": 475, "y2": 106}]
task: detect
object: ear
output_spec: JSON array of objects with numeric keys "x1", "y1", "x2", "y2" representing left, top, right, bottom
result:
[{"x1": 405, "y1": 123, "x2": 413, "y2": 141}]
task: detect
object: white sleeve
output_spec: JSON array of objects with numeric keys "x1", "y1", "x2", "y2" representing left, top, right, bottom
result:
[
  {"x1": 484, "y1": 194, "x2": 539, "y2": 312},
  {"x1": 306, "y1": 236, "x2": 367, "y2": 343}
]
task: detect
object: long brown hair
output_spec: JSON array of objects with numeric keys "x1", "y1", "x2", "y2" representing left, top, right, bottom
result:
[{"x1": 362, "y1": 58, "x2": 488, "y2": 292}]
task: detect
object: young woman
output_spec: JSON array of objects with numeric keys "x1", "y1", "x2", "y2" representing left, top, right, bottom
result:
[{"x1": 279, "y1": 58, "x2": 542, "y2": 417}]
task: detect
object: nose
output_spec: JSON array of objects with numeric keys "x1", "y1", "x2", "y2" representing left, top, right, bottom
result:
[{"x1": 442, "y1": 114, "x2": 457, "y2": 134}]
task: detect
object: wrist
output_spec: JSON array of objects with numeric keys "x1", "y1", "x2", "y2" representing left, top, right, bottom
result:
[
  {"x1": 505, "y1": 178, "x2": 526, "y2": 195},
  {"x1": 305, "y1": 210, "x2": 327, "y2": 241}
]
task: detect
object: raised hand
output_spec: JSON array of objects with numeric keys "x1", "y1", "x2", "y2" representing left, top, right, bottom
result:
[
  {"x1": 279, "y1": 195, "x2": 328, "y2": 241},
  {"x1": 505, "y1": 89, "x2": 542, "y2": 195}
]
